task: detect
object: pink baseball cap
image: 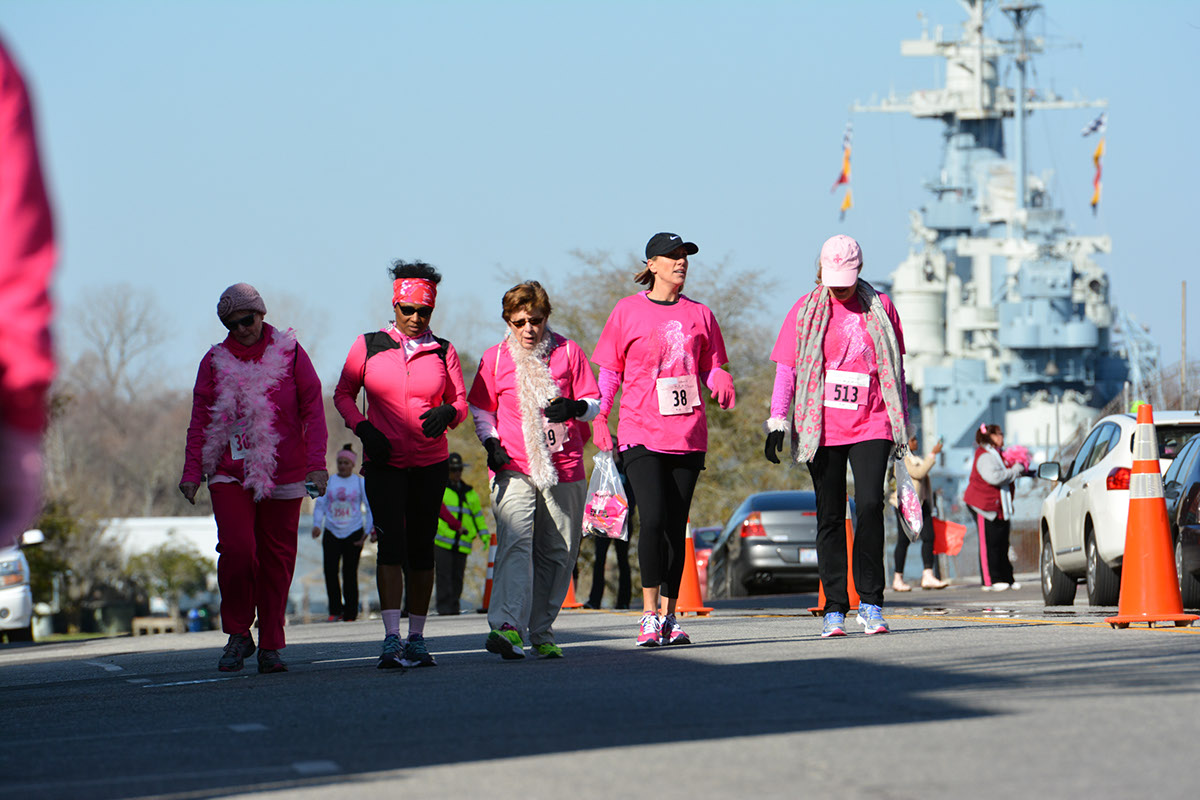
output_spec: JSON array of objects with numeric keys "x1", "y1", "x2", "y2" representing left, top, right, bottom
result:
[{"x1": 819, "y1": 234, "x2": 863, "y2": 288}]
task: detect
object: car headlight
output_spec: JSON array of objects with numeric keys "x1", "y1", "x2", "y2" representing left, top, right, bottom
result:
[{"x1": 0, "y1": 558, "x2": 27, "y2": 587}]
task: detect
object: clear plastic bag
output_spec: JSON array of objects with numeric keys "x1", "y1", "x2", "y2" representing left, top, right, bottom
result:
[
  {"x1": 582, "y1": 451, "x2": 630, "y2": 541},
  {"x1": 895, "y1": 456, "x2": 924, "y2": 542}
]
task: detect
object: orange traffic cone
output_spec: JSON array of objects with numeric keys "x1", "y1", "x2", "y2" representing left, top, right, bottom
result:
[
  {"x1": 562, "y1": 576, "x2": 584, "y2": 609},
  {"x1": 809, "y1": 498, "x2": 860, "y2": 615},
  {"x1": 1106, "y1": 404, "x2": 1199, "y2": 628},
  {"x1": 672, "y1": 521, "x2": 713, "y2": 616},
  {"x1": 477, "y1": 531, "x2": 498, "y2": 613}
]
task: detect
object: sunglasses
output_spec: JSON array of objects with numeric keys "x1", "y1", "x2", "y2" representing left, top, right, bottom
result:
[
  {"x1": 508, "y1": 317, "x2": 545, "y2": 329},
  {"x1": 397, "y1": 305, "x2": 433, "y2": 319},
  {"x1": 222, "y1": 313, "x2": 257, "y2": 331}
]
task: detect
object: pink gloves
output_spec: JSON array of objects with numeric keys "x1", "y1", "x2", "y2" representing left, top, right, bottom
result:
[
  {"x1": 705, "y1": 368, "x2": 736, "y2": 410},
  {"x1": 593, "y1": 415, "x2": 613, "y2": 452}
]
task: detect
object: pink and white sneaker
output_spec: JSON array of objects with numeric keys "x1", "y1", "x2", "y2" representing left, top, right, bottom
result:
[
  {"x1": 636, "y1": 612, "x2": 662, "y2": 647},
  {"x1": 661, "y1": 613, "x2": 691, "y2": 645}
]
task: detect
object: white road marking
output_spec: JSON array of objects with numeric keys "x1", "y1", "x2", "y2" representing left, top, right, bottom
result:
[
  {"x1": 84, "y1": 661, "x2": 123, "y2": 672},
  {"x1": 292, "y1": 760, "x2": 340, "y2": 775},
  {"x1": 126, "y1": 678, "x2": 151, "y2": 683},
  {"x1": 141, "y1": 677, "x2": 237, "y2": 688},
  {"x1": 229, "y1": 722, "x2": 268, "y2": 732}
]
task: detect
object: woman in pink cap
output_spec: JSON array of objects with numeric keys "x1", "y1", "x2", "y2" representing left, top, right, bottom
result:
[
  {"x1": 592, "y1": 232, "x2": 736, "y2": 647},
  {"x1": 180, "y1": 283, "x2": 329, "y2": 673},
  {"x1": 764, "y1": 234, "x2": 909, "y2": 638},
  {"x1": 334, "y1": 260, "x2": 468, "y2": 669},
  {"x1": 311, "y1": 443, "x2": 374, "y2": 621}
]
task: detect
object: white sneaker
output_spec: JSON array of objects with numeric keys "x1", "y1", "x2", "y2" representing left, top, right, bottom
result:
[
  {"x1": 991, "y1": 582, "x2": 1010, "y2": 591},
  {"x1": 1009, "y1": 581, "x2": 1022, "y2": 590}
]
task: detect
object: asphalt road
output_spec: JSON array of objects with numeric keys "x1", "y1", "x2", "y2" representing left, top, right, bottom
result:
[{"x1": 3, "y1": 580, "x2": 1199, "y2": 800}]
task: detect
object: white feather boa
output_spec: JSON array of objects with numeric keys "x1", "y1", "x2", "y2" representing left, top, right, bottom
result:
[
  {"x1": 201, "y1": 328, "x2": 297, "y2": 501},
  {"x1": 504, "y1": 327, "x2": 562, "y2": 490}
]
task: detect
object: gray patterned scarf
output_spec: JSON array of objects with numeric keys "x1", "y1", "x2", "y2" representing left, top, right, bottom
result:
[{"x1": 790, "y1": 281, "x2": 907, "y2": 463}]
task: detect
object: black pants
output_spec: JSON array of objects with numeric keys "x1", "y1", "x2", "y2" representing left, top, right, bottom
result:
[
  {"x1": 434, "y1": 546, "x2": 468, "y2": 615},
  {"x1": 364, "y1": 460, "x2": 449, "y2": 570},
  {"x1": 977, "y1": 513, "x2": 1015, "y2": 586},
  {"x1": 623, "y1": 446, "x2": 704, "y2": 598},
  {"x1": 322, "y1": 529, "x2": 365, "y2": 620},
  {"x1": 588, "y1": 536, "x2": 631, "y2": 609},
  {"x1": 807, "y1": 439, "x2": 892, "y2": 613},
  {"x1": 893, "y1": 500, "x2": 935, "y2": 573}
]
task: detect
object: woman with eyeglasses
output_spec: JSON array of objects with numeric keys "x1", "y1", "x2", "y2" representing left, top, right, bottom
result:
[
  {"x1": 333, "y1": 260, "x2": 467, "y2": 669},
  {"x1": 180, "y1": 283, "x2": 329, "y2": 674},
  {"x1": 592, "y1": 233, "x2": 736, "y2": 647},
  {"x1": 467, "y1": 281, "x2": 599, "y2": 659}
]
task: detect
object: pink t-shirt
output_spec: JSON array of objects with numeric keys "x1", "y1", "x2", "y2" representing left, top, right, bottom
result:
[
  {"x1": 592, "y1": 292, "x2": 728, "y2": 454},
  {"x1": 769, "y1": 291, "x2": 905, "y2": 447},
  {"x1": 467, "y1": 334, "x2": 599, "y2": 483}
]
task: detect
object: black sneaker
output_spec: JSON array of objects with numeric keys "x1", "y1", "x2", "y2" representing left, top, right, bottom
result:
[
  {"x1": 218, "y1": 632, "x2": 256, "y2": 672},
  {"x1": 377, "y1": 634, "x2": 405, "y2": 669},
  {"x1": 257, "y1": 649, "x2": 288, "y2": 673}
]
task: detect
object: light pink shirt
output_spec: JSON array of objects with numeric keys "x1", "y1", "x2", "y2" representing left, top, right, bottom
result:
[
  {"x1": 592, "y1": 292, "x2": 728, "y2": 454},
  {"x1": 770, "y1": 291, "x2": 905, "y2": 447}
]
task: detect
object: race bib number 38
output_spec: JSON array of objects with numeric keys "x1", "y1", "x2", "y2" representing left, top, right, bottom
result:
[
  {"x1": 229, "y1": 420, "x2": 250, "y2": 461},
  {"x1": 656, "y1": 375, "x2": 701, "y2": 416},
  {"x1": 824, "y1": 369, "x2": 869, "y2": 410}
]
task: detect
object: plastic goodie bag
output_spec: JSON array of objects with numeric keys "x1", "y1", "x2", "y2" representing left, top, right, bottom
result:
[
  {"x1": 582, "y1": 451, "x2": 630, "y2": 541},
  {"x1": 895, "y1": 456, "x2": 924, "y2": 542}
]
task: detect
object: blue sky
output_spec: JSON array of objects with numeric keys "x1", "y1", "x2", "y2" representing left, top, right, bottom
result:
[{"x1": 3, "y1": 1, "x2": 1198, "y2": 390}]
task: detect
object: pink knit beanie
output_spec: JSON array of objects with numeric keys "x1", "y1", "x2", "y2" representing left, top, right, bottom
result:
[{"x1": 217, "y1": 283, "x2": 266, "y2": 320}]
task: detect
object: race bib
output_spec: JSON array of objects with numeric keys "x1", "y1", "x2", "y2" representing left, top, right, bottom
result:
[
  {"x1": 656, "y1": 375, "x2": 701, "y2": 416},
  {"x1": 824, "y1": 369, "x2": 869, "y2": 410},
  {"x1": 229, "y1": 420, "x2": 250, "y2": 461},
  {"x1": 543, "y1": 418, "x2": 569, "y2": 454},
  {"x1": 330, "y1": 500, "x2": 354, "y2": 521}
]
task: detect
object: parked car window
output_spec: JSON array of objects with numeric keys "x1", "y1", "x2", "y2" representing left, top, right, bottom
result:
[
  {"x1": 1067, "y1": 424, "x2": 1108, "y2": 480},
  {"x1": 1151, "y1": 424, "x2": 1200, "y2": 460},
  {"x1": 1081, "y1": 423, "x2": 1119, "y2": 471},
  {"x1": 749, "y1": 492, "x2": 818, "y2": 512},
  {"x1": 1163, "y1": 435, "x2": 1199, "y2": 489}
]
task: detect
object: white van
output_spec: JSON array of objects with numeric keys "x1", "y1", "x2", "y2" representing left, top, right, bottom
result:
[{"x1": 0, "y1": 529, "x2": 44, "y2": 643}]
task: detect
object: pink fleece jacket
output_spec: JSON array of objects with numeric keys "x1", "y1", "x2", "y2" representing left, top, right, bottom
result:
[
  {"x1": 181, "y1": 324, "x2": 328, "y2": 489},
  {"x1": 333, "y1": 328, "x2": 468, "y2": 469}
]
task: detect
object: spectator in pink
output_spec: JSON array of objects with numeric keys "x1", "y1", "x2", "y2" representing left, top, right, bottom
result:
[
  {"x1": 334, "y1": 260, "x2": 468, "y2": 669},
  {"x1": 468, "y1": 281, "x2": 599, "y2": 660},
  {"x1": 0, "y1": 38, "x2": 56, "y2": 550},
  {"x1": 764, "y1": 234, "x2": 909, "y2": 638},
  {"x1": 963, "y1": 423, "x2": 1025, "y2": 591},
  {"x1": 180, "y1": 283, "x2": 329, "y2": 673},
  {"x1": 592, "y1": 233, "x2": 736, "y2": 648}
]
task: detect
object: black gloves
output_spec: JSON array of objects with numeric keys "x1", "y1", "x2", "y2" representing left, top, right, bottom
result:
[
  {"x1": 420, "y1": 404, "x2": 456, "y2": 438},
  {"x1": 355, "y1": 420, "x2": 392, "y2": 464},
  {"x1": 764, "y1": 430, "x2": 785, "y2": 464},
  {"x1": 484, "y1": 437, "x2": 512, "y2": 472},
  {"x1": 544, "y1": 397, "x2": 588, "y2": 423}
]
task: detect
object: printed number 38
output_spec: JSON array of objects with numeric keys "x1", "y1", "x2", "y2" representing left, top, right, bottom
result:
[{"x1": 672, "y1": 389, "x2": 688, "y2": 407}]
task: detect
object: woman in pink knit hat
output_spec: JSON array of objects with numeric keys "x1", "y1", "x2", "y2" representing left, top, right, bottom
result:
[{"x1": 180, "y1": 283, "x2": 328, "y2": 674}]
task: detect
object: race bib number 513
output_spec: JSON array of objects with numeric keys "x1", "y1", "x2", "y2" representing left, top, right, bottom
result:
[{"x1": 824, "y1": 369, "x2": 869, "y2": 410}]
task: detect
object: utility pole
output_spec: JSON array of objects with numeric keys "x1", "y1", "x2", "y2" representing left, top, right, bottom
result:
[{"x1": 1183, "y1": 280, "x2": 1188, "y2": 409}]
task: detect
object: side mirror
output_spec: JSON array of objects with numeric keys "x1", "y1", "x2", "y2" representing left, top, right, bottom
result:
[
  {"x1": 1037, "y1": 462, "x2": 1061, "y2": 482},
  {"x1": 21, "y1": 528, "x2": 45, "y2": 547},
  {"x1": 1165, "y1": 482, "x2": 1182, "y2": 501}
]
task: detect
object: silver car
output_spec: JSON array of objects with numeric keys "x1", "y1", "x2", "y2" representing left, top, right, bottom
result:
[
  {"x1": 706, "y1": 491, "x2": 831, "y2": 598},
  {"x1": 0, "y1": 529, "x2": 44, "y2": 643}
]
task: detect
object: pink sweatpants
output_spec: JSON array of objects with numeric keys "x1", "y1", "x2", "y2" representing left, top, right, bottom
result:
[{"x1": 211, "y1": 482, "x2": 302, "y2": 650}]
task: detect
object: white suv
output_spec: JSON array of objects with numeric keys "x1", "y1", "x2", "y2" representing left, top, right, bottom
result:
[
  {"x1": 0, "y1": 529, "x2": 44, "y2": 643},
  {"x1": 1035, "y1": 411, "x2": 1200, "y2": 606}
]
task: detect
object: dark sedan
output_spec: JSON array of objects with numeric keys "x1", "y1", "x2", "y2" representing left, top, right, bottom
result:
[
  {"x1": 1162, "y1": 431, "x2": 1200, "y2": 608},
  {"x1": 706, "y1": 491, "x2": 825, "y2": 598}
]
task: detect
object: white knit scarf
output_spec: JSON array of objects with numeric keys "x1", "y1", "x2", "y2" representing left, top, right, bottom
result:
[
  {"x1": 201, "y1": 327, "x2": 297, "y2": 501},
  {"x1": 504, "y1": 327, "x2": 562, "y2": 490},
  {"x1": 790, "y1": 281, "x2": 907, "y2": 464}
]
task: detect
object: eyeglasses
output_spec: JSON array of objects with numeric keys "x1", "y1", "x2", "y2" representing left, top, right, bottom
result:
[
  {"x1": 397, "y1": 305, "x2": 433, "y2": 319},
  {"x1": 508, "y1": 317, "x2": 545, "y2": 329},
  {"x1": 222, "y1": 313, "x2": 256, "y2": 331}
]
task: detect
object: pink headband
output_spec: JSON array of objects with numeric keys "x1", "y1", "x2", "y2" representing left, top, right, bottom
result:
[
  {"x1": 337, "y1": 449, "x2": 357, "y2": 464},
  {"x1": 980, "y1": 424, "x2": 988, "y2": 434},
  {"x1": 393, "y1": 278, "x2": 436, "y2": 308}
]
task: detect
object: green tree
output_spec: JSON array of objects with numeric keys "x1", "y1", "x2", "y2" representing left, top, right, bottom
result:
[{"x1": 125, "y1": 537, "x2": 212, "y2": 616}]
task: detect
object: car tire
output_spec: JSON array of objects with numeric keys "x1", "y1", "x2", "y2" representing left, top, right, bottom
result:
[
  {"x1": 1085, "y1": 529, "x2": 1120, "y2": 606},
  {"x1": 1041, "y1": 534, "x2": 1076, "y2": 606},
  {"x1": 5, "y1": 625, "x2": 33, "y2": 643},
  {"x1": 1176, "y1": 537, "x2": 1200, "y2": 609}
]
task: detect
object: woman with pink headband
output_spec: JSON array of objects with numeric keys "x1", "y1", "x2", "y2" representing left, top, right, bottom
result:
[
  {"x1": 311, "y1": 444, "x2": 374, "y2": 621},
  {"x1": 763, "y1": 234, "x2": 909, "y2": 638},
  {"x1": 334, "y1": 260, "x2": 467, "y2": 669},
  {"x1": 180, "y1": 283, "x2": 328, "y2": 673}
]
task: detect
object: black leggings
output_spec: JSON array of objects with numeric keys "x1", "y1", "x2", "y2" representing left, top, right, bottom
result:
[
  {"x1": 806, "y1": 439, "x2": 892, "y2": 613},
  {"x1": 322, "y1": 529, "x2": 364, "y2": 619},
  {"x1": 364, "y1": 460, "x2": 449, "y2": 570},
  {"x1": 893, "y1": 500, "x2": 935, "y2": 573},
  {"x1": 623, "y1": 446, "x2": 704, "y2": 597}
]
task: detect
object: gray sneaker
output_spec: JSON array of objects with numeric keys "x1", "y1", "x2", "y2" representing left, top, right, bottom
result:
[
  {"x1": 400, "y1": 633, "x2": 437, "y2": 668},
  {"x1": 377, "y1": 634, "x2": 404, "y2": 670},
  {"x1": 218, "y1": 632, "x2": 256, "y2": 672}
]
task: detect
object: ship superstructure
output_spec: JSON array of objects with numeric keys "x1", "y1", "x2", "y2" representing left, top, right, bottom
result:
[{"x1": 853, "y1": 1, "x2": 1139, "y2": 502}]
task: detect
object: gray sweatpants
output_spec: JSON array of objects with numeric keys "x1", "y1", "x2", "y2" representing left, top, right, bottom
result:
[{"x1": 487, "y1": 471, "x2": 585, "y2": 646}]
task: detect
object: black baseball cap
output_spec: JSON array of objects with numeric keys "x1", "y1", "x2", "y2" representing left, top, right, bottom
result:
[
  {"x1": 645, "y1": 232, "x2": 699, "y2": 261},
  {"x1": 448, "y1": 453, "x2": 465, "y2": 470}
]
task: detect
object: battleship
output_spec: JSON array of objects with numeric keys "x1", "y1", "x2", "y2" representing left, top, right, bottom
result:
[{"x1": 852, "y1": 0, "x2": 1150, "y2": 505}]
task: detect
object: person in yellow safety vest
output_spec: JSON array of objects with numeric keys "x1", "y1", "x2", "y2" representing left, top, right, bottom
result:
[{"x1": 434, "y1": 452, "x2": 489, "y2": 615}]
